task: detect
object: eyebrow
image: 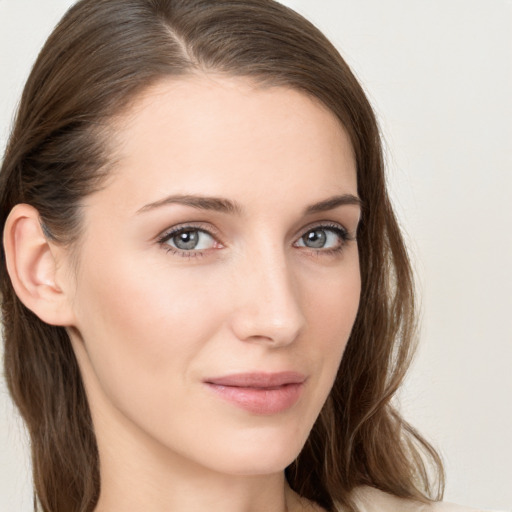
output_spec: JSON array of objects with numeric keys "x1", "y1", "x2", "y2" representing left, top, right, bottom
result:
[
  {"x1": 137, "y1": 194, "x2": 243, "y2": 215},
  {"x1": 303, "y1": 194, "x2": 362, "y2": 215},
  {"x1": 137, "y1": 193, "x2": 362, "y2": 216}
]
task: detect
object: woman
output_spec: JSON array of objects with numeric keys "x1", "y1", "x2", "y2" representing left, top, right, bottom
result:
[{"x1": 0, "y1": 1, "x2": 478, "y2": 511}]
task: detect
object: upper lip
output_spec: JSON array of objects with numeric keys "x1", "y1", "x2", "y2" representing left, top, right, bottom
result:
[{"x1": 204, "y1": 371, "x2": 307, "y2": 388}]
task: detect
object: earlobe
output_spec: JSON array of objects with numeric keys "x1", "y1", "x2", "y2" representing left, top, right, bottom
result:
[{"x1": 3, "y1": 204, "x2": 76, "y2": 326}]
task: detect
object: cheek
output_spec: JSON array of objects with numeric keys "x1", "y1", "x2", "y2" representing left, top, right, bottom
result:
[
  {"x1": 305, "y1": 258, "x2": 361, "y2": 346},
  {"x1": 71, "y1": 253, "x2": 226, "y2": 411},
  {"x1": 297, "y1": 255, "x2": 361, "y2": 408}
]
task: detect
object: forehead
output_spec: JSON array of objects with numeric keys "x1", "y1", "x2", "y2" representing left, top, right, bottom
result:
[{"x1": 102, "y1": 75, "x2": 357, "y2": 211}]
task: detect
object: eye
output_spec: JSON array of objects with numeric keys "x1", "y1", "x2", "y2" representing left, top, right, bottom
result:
[
  {"x1": 159, "y1": 227, "x2": 219, "y2": 252},
  {"x1": 295, "y1": 225, "x2": 350, "y2": 251}
]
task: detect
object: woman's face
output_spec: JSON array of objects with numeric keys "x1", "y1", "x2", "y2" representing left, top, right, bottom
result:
[{"x1": 65, "y1": 76, "x2": 361, "y2": 477}]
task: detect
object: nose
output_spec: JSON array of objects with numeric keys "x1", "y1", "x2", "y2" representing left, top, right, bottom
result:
[{"x1": 229, "y1": 245, "x2": 306, "y2": 347}]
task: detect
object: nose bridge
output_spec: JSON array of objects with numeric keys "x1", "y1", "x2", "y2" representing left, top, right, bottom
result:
[{"x1": 230, "y1": 239, "x2": 305, "y2": 345}]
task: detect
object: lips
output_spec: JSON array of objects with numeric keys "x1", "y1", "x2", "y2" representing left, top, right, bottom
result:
[
  {"x1": 203, "y1": 372, "x2": 306, "y2": 415},
  {"x1": 204, "y1": 371, "x2": 306, "y2": 388}
]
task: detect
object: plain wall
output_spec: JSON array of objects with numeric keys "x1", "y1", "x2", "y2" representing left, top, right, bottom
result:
[{"x1": 1, "y1": 1, "x2": 511, "y2": 510}]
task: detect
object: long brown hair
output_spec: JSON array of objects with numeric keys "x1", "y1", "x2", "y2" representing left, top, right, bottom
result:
[{"x1": 0, "y1": 1, "x2": 444, "y2": 511}]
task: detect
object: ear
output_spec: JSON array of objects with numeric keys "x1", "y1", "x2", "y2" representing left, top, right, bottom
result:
[{"x1": 3, "y1": 204, "x2": 76, "y2": 326}]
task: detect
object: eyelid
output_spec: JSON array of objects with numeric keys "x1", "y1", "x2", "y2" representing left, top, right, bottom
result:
[
  {"x1": 293, "y1": 221, "x2": 356, "y2": 254},
  {"x1": 156, "y1": 222, "x2": 224, "y2": 257},
  {"x1": 156, "y1": 221, "x2": 220, "y2": 242},
  {"x1": 296, "y1": 221, "x2": 354, "y2": 241}
]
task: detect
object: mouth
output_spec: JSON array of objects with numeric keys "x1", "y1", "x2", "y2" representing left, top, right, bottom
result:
[{"x1": 203, "y1": 372, "x2": 306, "y2": 415}]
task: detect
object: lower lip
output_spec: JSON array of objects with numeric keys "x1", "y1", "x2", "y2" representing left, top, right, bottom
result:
[{"x1": 204, "y1": 382, "x2": 304, "y2": 415}]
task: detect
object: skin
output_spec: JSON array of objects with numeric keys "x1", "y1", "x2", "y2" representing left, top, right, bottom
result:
[{"x1": 60, "y1": 76, "x2": 361, "y2": 512}]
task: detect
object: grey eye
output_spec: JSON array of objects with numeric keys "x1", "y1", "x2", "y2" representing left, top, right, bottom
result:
[
  {"x1": 295, "y1": 227, "x2": 347, "y2": 250},
  {"x1": 302, "y1": 229, "x2": 327, "y2": 248},
  {"x1": 167, "y1": 229, "x2": 215, "y2": 251}
]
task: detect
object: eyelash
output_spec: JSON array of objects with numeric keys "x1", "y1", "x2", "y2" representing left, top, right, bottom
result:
[
  {"x1": 296, "y1": 223, "x2": 354, "y2": 257},
  {"x1": 156, "y1": 223, "x2": 218, "y2": 258},
  {"x1": 156, "y1": 222, "x2": 355, "y2": 259}
]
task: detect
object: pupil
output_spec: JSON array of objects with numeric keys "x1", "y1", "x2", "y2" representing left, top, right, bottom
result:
[
  {"x1": 174, "y1": 230, "x2": 198, "y2": 250},
  {"x1": 305, "y1": 229, "x2": 326, "y2": 248}
]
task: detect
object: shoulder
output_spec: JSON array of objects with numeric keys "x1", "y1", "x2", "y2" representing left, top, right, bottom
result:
[{"x1": 347, "y1": 486, "x2": 486, "y2": 512}]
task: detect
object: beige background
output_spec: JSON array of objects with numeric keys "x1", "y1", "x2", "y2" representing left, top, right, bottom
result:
[{"x1": 1, "y1": 1, "x2": 511, "y2": 510}]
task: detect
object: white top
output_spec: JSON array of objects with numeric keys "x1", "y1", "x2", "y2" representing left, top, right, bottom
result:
[{"x1": 348, "y1": 486, "x2": 486, "y2": 512}]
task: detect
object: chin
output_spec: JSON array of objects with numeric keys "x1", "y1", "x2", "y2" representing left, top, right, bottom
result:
[
  {"x1": 208, "y1": 451, "x2": 300, "y2": 477},
  {"x1": 184, "y1": 423, "x2": 310, "y2": 477}
]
